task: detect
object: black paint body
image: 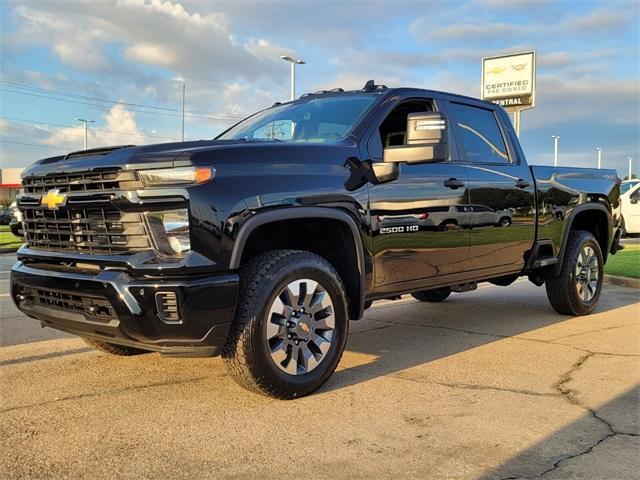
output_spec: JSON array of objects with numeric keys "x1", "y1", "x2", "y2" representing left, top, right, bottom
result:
[{"x1": 10, "y1": 88, "x2": 622, "y2": 355}]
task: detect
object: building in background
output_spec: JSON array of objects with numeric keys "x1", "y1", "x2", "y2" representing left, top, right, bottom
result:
[{"x1": 0, "y1": 168, "x2": 24, "y2": 204}]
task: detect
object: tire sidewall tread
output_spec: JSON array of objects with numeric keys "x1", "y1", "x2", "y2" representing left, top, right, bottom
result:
[{"x1": 222, "y1": 249, "x2": 349, "y2": 399}]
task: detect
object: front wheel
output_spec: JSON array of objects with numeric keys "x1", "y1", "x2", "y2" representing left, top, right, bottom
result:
[
  {"x1": 222, "y1": 250, "x2": 349, "y2": 399},
  {"x1": 545, "y1": 230, "x2": 603, "y2": 316}
]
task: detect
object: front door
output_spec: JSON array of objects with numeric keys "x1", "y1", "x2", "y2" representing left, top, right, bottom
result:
[
  {"x1": 447, "y1": 101, "x2": 536, "y2": 272},
  {"x1": 367, "y1": 98, "x2": 470, "y2": 287}
]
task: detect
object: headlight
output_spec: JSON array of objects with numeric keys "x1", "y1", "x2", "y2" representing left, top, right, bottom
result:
[
  {"x1": 138, "y1": 166, "x2": 214, "y2": 186},
  {"x1": 146, "y1": 209, "x2": 190, "y2": 255}
]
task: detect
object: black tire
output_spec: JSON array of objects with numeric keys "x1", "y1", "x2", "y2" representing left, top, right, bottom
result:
[
  {"x1": 82, "y1": 337, "x2": 148, "y2": 356},
  {"x1": 545, "y1": 230, "x2": 603, "y2": 316},
  {"x1": 498, "y1": 217, "x2": 512, "y2": 227},
  {"x1": 222, "y1": 250, "x2": 349, "y2": 399},
  {"x1": 620, "y1": 216, "x2": 627, "y2": 238},
  {"x1": 411, "y1": 287, "x2": 452, "y2": 302}
]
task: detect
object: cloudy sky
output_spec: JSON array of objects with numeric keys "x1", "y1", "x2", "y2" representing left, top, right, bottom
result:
[{"x1": 1, "y1": 0, "x2": 638, "y2": 175}]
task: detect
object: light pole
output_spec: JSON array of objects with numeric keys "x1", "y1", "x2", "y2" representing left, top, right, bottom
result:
[
  {"x1": 280, "y1": 55, "x2": 306, "y2": 101},
  {"x1": 629, "y1": 156, "x2": 633, "y2": 180},
  {"x1": 551, "y1": 135, "x2": 559, "y2": 167},
  {"x1": 76, "y1": 118, "x2": 95, "y2": 150},
  {"x1": 173, "y1": 77, "x2": 186, "y2": 141},
  {"x1": 181, "y1": 82, "x2": 185, "y2": 142},
  {"x1": 596, "y1": 147, "x2": 602, "y2": 169}
]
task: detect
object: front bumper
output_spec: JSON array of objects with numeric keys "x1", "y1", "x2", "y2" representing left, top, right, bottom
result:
[{"x1": 10, "y1": 262, "x2": 238, "y2": 357}]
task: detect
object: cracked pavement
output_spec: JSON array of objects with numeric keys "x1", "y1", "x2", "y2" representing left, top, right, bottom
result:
[{"x1": 1, "y1": 257, "x2": 639, "y2": 479}]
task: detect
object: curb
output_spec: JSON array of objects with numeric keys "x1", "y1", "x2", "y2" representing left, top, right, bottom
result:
[{"x1": 604, "y1": 274, "x2": 640, "y2": 289}]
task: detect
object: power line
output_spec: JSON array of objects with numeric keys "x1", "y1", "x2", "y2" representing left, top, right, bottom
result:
[
  {"x1": 0, "y1": 87, "x2": 245, "y2": 121},
  {"x1": 0, "y1": 116, "x2": 181, "y2": 141},
  {"x1": 0, "y1": 81, "x2": 248, "y2": 119},
  {"x1": 0, "y1": 139, "x2": 72, "y2": 151}
]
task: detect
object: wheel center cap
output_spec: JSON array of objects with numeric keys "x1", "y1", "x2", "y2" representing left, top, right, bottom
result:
[{"x1": 292, "y1": 314, "x2": 312, "y2": 338}]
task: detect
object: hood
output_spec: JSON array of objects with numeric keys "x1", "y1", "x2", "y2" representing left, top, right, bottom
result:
[{"x1": 22, "y1": 139, "x2": 250, "y2": 178}]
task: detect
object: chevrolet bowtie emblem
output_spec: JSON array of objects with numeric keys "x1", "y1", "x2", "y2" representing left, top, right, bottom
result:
[{"x1": 41, "y1": 189, "x2": 67, "y2": 209}]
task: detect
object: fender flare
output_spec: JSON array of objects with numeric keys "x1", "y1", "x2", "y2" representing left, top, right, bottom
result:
[
  {"x1": 552, "y1": 203, "x2": 612, "y2": 276},
  {"x1": 229, "y1": 207, "x2": 367, "y2": 319}
]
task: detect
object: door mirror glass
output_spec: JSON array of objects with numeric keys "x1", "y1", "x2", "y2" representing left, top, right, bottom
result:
[{"x1": 383, "y1": 112, "x2": 449, "y2": 164}]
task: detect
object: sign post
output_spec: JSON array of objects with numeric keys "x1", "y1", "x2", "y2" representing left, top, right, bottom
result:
[{"x1": 482, "y1": 51, "x2": 536, "y2": 137}]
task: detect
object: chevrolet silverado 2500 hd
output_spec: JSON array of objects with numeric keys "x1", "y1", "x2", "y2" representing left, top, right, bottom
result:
[{"x1": 11, "y1": 81, "x2": 623, "y2": 398}]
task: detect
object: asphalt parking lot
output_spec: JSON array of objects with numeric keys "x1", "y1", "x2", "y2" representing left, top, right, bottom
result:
[{"x1": 1, "y1": 252, "x2": 638, "y2": 479}]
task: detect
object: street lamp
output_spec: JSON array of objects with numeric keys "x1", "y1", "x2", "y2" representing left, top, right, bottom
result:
[
  {"x1": 173, "y1": 76, "x2": 186, "y2": 142},
  {"x1": 76, "y1": 118, "x2": 95, "y2": 150},
  {"x1": 551, "y1": 135, "x2": 559, "y2": 167},
  {"x1": 596, "y1": 147, "x2": 602, "y2": 169},
  {"x1": 280, "y1": 55, "x2": 306, "y2": 101},
  {"x1": 628, "y1": 156, "x2": 634, "y2": 180}
]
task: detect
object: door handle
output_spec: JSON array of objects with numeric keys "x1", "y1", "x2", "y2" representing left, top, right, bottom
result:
[
  {"x1": 515, "y1": 178, "x2": 530, "y2": 189},
  {"x1": 444, "y1": 178, "x2": 465, "y2": 189}
]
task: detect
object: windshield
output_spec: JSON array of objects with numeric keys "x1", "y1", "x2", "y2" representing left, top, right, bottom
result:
[
  {"x1": 621, "y1": 180, "x2": 639, "y2": 195},
  {"x1": 217, "y1": 95, "x2": 377, "y2": 143}
]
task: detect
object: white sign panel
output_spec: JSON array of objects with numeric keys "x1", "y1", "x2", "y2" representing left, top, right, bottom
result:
[{"x1": 482, "y1": 51, "x2": 535, "y2": 111}]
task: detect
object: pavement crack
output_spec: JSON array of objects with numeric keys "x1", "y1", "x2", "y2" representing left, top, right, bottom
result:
[
  {"x1": 349, "y1": 365, "x2": 559, "y2": 398},
  {"x1": 503, "y1": 352, "x2": 624, "y2": 480},
  {"x1": 550, "y1": 323, "x2": 640, "y2": 342},
  {"x1": 349, "y1": 324, "x2": 393, "y2": 336},
  {"x1": 0, "y1": 377, "x2": 208, "y2": 414}
]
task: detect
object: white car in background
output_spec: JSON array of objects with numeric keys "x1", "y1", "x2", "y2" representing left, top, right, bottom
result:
[{"x1": 620, "y1": 183, "x2": 640, "y2": 236}]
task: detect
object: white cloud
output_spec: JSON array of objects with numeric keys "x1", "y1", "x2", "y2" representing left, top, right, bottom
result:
[
  {"x1": 410, "y1": 19, "x2": 525, "y2": 41},
  {"x1": 44, "y1": 105, "x2": 147, "y2": 150},
  {"x1": 564, "y1": 8, "x2": 630, "y2": 32}
]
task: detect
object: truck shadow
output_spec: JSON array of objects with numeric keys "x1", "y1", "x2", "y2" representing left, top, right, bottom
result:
[
  {"x1": 327, "y1": 283, "x2": 639, "y2": 393},
  {"x1": 477, "y1": 386, "x2": 639, "y2": 479}
]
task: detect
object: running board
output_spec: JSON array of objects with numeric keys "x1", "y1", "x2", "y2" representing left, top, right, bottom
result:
[{"x1": 531, "y1": 257, "x2": 559, "y2": 269}]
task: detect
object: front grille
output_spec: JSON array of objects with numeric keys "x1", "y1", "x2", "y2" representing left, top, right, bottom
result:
[
  {"x1": 20, "y1": 287, "x2": 116, "y2": 320},
  {"x1": 22, "y1": 169, "x2": 140, "y2": 194},
  {"x1": 23, "y1": 206, "x2": 152, "y2": 254}
]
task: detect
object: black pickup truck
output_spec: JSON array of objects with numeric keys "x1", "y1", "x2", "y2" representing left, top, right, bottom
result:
[{"x1": 11, "y1": 81, "x2": 622, "y2": 398}]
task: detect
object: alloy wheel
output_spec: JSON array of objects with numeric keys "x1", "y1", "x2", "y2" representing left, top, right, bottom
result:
[{"x1": 266, "y1": 279, "x2": 335, "y2": 375}]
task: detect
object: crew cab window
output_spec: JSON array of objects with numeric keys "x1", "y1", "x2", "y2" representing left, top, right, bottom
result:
[
  {"x1": 218, "y1": 95, "x2": 376, "y2": 144},
  {"x1": 369, "y1": 100, "x2": 434, "y2": 159},
  {"x1": 448, "y1": 102, "x2": 510, "y2": 164}
]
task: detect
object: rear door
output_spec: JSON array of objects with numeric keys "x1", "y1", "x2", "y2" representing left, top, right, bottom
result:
[{"x1": 447, "y1": 101, "x2": 536, "y2": 272}]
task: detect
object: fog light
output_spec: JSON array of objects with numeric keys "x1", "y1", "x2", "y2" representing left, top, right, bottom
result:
[
  {"x1": 147, "y1": 209, "x2": 191, "y2": 255},
  {"x1": 155, "y1": 291, "x2": 180, "y2": 323}
]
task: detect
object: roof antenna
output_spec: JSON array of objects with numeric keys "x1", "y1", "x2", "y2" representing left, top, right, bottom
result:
[{"x1": 362, "y1": 80, "x2": 375, "y2": 91}]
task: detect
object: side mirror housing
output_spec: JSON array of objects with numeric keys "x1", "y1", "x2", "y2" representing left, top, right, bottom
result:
[{"x1": 383, "y1": 112, "x2": 449, "y2": 164}]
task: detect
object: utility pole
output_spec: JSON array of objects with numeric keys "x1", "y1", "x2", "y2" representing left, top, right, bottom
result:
[
  {"x1": 596, "y1": 147, "x2": 602, "y2": 169},
  {"x1": 280, "y1": 55, "x2": 306, "y2": 101},
  {"x1": 181, "y1": 82, "x2": 185, "y2": 142},
  {"x1": 552, "y1": 135, "x2": 559, "y2": 167},
  {"x1": 629, "y1": 156, "x2": 633, "y2": 180},
  {"x1": 76, "y1": 118, "x2": 95, "y2": 150}
]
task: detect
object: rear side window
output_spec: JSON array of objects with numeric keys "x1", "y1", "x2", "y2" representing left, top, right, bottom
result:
[{"x1": 448, "y1": 102, "x2": 510, "y2": 164}]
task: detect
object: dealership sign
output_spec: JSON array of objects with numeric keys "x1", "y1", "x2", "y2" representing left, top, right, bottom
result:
[{"x1": 482, "y1": 51, "x2": 535, "y2": 111}]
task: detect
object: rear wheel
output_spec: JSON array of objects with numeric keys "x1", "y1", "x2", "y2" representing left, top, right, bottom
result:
[
  {"x1": 82, "y1": 337, "x2": 148, "y2": 356},
  {"x1": 545, "y1": 230, "x2": 603, "y2": 316},
  {"x1": 222, "y1": 250, "x2": 349, "y2": 399},
  {"x1": 411, "y1": 287, "x2": 452, "y2": 302}
]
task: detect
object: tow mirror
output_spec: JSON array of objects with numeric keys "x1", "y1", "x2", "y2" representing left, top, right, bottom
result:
[{"x1": 383, "y1": 112, "x2": 449, "y2": 164}]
